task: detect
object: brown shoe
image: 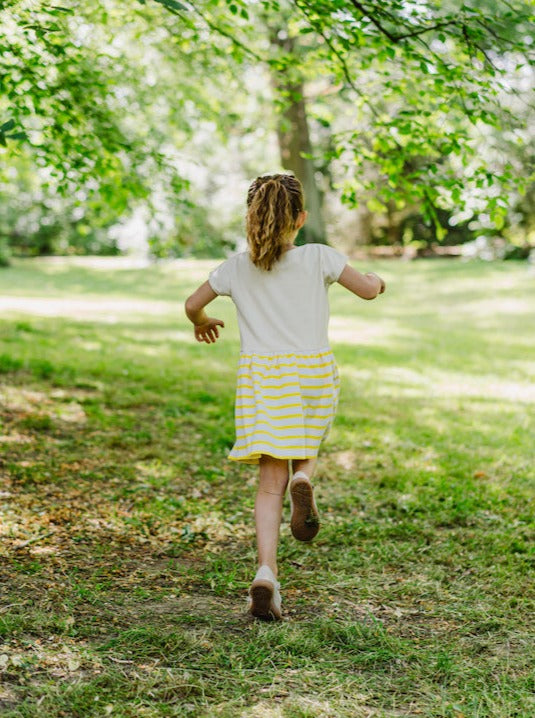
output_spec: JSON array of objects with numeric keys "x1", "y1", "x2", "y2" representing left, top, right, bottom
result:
[
  {"x1": 247, "y1": 565, "x2": 282, "y2": 621},
  {"x1": 289, "y1": 472, "x2": 320, "y2": 541}
]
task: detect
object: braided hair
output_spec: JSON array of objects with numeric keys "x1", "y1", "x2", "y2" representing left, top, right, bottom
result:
[{"x1": 246, "y1": 173, "x2": 305, "y2": 271}]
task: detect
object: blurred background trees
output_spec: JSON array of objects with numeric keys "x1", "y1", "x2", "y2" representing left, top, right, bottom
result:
[{"x1": 1, "y1": 0, "x2": 534, "y2": 263}]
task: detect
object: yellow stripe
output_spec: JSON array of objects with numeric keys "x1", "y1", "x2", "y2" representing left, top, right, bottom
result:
[
  {"x1": 237, "y1": 403, "x2": 335, "y2": 411},
  {"x1": 236, "y1": 417, "x2": 329, "y2": 427},
  {"x1": 237, "y1": 382, "x2": 333, "y2": 392},
  {"x1": 237, "y1": 363, "x2": 334, "y2": 376},
  {"x1": 237, "y1": 391, "x2": 335, "y2": 401},
  {"x1": 236, "y1": 411, "x2": 327, "y2": 420},
  {"x1": 240, "y1": 350, "x2": 332, "y2": 360},
  {"x1": 236, "y1": 402, "x2": 301, "y2": 411},
  {"x1": 237, "y1": 411, "x2": 334, "y2": 420},
  {"x1": 237, "y1": 383, "x2": 335, "y2": 391},
  {"x1": 237, "y1": 386, "x2": 332, "y2": 395},
  {"x1": 237, "y1": 375, "x2": 334, "y2": 385},
  {"x1": 237, "y1": 380, "x2": 300, "y2": 390},
  {"x1": 237, "y1": 423, "x2": 328, "y2": 435}
]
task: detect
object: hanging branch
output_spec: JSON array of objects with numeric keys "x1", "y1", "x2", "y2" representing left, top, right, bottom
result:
[
  {"x1": 292, "y1": 0, "x2": 382, "y2": 119},
  {"x1": 150, "y1": 0, "x2": 265, "y2": 62},
  {"x1": 347, "y1": 0, "x2": 398, "y2": 42},
  {"x1": 189, "y1": 4, "x2": 265, "y2": 62},
  {"x1": 347, "y1": 0, "x2": 463, "y2": 43}
]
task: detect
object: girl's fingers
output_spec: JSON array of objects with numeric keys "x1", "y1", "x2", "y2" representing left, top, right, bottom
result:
[{"x1": 195, "y1": 324, "x2": 221, "y2": 343}]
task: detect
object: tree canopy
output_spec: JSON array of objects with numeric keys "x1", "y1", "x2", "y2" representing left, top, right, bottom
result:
[{"x1": 1, "y1": 0, "x2": 534, "y2": 259}]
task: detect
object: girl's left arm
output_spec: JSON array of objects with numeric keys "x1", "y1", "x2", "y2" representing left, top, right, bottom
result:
[{"x1": 184, "y1": 281, "x2": 225, "y2": 344}]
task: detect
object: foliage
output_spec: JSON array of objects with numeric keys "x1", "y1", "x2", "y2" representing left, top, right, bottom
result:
[
  {"x1": 2, "y1": 0, "x2": 534, "y2": 257},
  {"x1": 152, "y1": 0, "x2": 535, "y2": 235},
  {"x1": 0, "y1": 0, "x2": 248, "y2": 258}
]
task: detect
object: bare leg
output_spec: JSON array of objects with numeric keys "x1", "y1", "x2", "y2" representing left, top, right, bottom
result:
[
  {"x1": 255, "y1": 456, "x2": 290, "y2": 578},
  {"x1": 292, "y1": 458, "x2": 316, "y2": 480}
]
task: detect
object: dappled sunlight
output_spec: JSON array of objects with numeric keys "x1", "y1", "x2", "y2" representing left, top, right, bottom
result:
[
  {"x1": 54, "y1": 402, "x2": 87, "y2": 424},
  {"x1": 0, "y1": 431, "x2": 33, "y2": 444},
  {"x1": 0, "y1": 296, "x2": 179, "y2": 321},
  {"x1": 329, "y1": 315, "x2": 415, "y2": 345},
  {"x1": 37, "y1": 256, "x2": 153, "y2": 271},
  {"x1": 118, "y1": 327, "x2": 195, "y2": 344},
  {"x1": 341, "y1": 365, "x2": 535, "y2": 403},
  {"x1": 159, "y1": 258, "x2": 221, "y2": 283},
  {"x1": 0, "y1": 384, "x2": 87, "y2": 423},
  {"x1": 0, "y1": 637, "x2": 94, "y2": 680},
  {"x1": 134, "y1": 460, "x2": 176, "y2": 483},
  {"x1": 0, "y1": 385, "x2": 49, "y2": 412},
  {"x1": 237, "y1": 696, "x2": 375, "y2": 718},
  {"x1": 461, "y1": 296, "x2": 533, "y2": 317},
  {"x1": 242, "y1": 697, "x2": 374, "y2": 718},
  {"x1": 394, "y1": 263, "x2": 532, "y2": 297},
  {"x1": 239, "y1": 703, "x2": 284, "y2": 718},
  {"x1": 76, "y1": 339, "x2": 102, "y2": 352},
  {"x1": 331, "y1": 449, "x2": 358, "y2": 471},
  {"x1": 188, "y1": 512, "x2": 254, "y2": 551},
  {"x1": 509, "y1": 360, "x2": 535, "y2": 379}
]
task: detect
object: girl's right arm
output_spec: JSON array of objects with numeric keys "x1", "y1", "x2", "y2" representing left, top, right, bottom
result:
[
  {"x1": 337, "y1": 265, "x2": 386, "y2": 300},
  {"x1": 185, "y1": 281, "x2": 225, "y2": 344}
]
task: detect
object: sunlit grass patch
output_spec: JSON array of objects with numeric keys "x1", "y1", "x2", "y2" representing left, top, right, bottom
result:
[{"x1": 0, "y1": 257, "x2": 533, "y2": 717}]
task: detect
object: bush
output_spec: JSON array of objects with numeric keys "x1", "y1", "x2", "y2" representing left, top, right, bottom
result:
[{"x1": 0, "y1": 236, "x2": 10, "y2": 266}]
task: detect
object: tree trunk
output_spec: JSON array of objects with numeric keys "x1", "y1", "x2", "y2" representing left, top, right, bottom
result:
[
  {"x1": 274, "y1": 84, "x2": 326, "y2": 244},
  {"x1": 270, "y1": 33, "x2": 326, "y2": 244}
]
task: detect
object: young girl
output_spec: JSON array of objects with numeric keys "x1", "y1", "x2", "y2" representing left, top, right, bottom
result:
[{"x1": 185, "y1": 173, "x2": 385, "y2": 621}]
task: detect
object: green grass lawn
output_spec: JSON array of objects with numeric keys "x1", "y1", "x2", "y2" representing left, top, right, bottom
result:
[{"x1": 0, "y1": 256, "x2": 533, "y2": 718}]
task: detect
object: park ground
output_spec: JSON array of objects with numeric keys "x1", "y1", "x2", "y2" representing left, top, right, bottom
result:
[{"x1": 0, "y1": 257, "x2": 534, "y2": 717}]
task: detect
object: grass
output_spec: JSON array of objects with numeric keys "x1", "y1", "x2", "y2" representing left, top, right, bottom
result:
[{"x1": 0, "y1": 255, "x2": 534, "y2": 717}]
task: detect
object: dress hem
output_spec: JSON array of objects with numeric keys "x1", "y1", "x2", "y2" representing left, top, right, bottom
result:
[{"x1": 228, "y1": 451, "x2": 320, "y2": 465}]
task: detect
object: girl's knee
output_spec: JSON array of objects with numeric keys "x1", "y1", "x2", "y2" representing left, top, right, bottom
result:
[{"x1": 259, "y1": 455, "x2": 289, "y2": 492}]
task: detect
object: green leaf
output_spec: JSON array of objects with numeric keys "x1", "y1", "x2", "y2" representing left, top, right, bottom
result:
[
  {"x1": 6, "y1": 131, "x2": 28, "y2": 141},
  {"x1": 0, "y1": 119, "x2": 16, "y2": 132},
  {"x1": 491, "y1": 212, "x2": 505, "y2": 230},
  {"x1": 366, "y1": 197, "x2": 387, "y2": 213}
]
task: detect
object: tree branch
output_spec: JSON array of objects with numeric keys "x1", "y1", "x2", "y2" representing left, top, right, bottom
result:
[
  {"x1": 348, "y1": 0, "x2": 399, "y2": 43},
  {"x1": 395, "y1": 19, "x2": 460, "y2": 41},
  {"x1": 293, "y1": 0, "x2": 381, "y2": 119},
  {"x1": 189, "y1": 4, "x2": 264, "y2": 62},
  {"x1": 347, "y1": 1, "x2": 466, "y2": 45},
  {"x1": 475, "y1": 18, "x2": 517, "y2": 47}
]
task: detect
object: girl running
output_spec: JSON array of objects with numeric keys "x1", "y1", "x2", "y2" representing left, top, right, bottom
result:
[{"x1": 185, "y1": 173, "x2": 385, "y2": 620}]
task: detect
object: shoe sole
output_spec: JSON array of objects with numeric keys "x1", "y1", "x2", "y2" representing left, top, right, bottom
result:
[
  {"x1": 290, "y1": 478, "x2": 320, "y2": 541},
  {"x1": 249, "y1": 579, "x2": 281, "y2": 621}
]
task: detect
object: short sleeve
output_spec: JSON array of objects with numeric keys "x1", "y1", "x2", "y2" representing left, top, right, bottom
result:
[
  {"x1": 208, "y1": 257, "x2": 234, "y2": 297},
  {"x1": 320, "y1": 244, "x2": 348, "y2": 285}
]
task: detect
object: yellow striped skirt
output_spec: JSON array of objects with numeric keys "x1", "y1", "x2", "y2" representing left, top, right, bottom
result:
[{"x1": 228, "y1": 350, "x2": 341, "y2": 465}]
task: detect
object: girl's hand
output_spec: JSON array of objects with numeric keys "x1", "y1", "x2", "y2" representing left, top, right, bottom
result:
[
  {"x1": 194, "y1": 318, "x2": 225, "y2": 344},
  {"x1": 366, "y1": 272, "x2": 386, "y2": 295}
]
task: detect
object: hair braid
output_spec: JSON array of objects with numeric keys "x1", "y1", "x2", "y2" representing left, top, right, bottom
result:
[{"x1": 246, "y1": 173, "x2": 304, "y2": 271}]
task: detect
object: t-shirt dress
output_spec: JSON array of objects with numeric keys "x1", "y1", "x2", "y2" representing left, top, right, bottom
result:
[{"x1": 208, "y1": 243, "x2": 348, "y2": 465}]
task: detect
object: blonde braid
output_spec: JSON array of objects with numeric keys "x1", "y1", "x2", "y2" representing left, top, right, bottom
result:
[{"x1": 246, "y1": 174, "x2": 304, "y2": 271}]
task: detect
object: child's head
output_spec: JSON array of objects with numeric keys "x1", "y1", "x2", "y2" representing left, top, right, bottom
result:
[{"x1": 246, "y1": 173, "x2": 306, "y2": 271}]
